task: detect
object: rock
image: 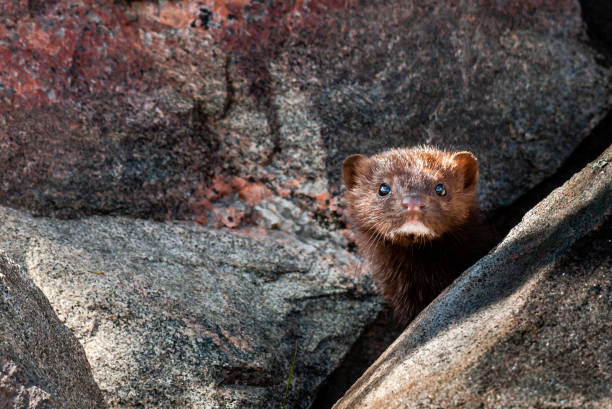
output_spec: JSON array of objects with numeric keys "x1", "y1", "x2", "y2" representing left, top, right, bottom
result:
[
  {"x1": 0, "y1": 253, "x2": 106, "y2": 408},
  {"x1": 582, "y1": 0, "x2": 612, "y2": 56},
  {"x1": 0, "y1": 1, "x2": 610, "y2": 407},
  {"x1": 332, "y1": 145, "x2": 612, "y2": 408},
  {"x1": 0, "y1": 208, "x2": 380, "y2": 408},
  {"x1": 0, "y1": 1, "x2": 222, "y2": 220},
  {"x1": 296, "y1": 0, "x2": 611, "y2": 212},
  {"x1": 0, "y1": 0, "x2": 609, "y2": 222}
]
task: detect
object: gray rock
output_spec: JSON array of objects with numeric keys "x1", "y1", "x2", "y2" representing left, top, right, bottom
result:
[
  {"x1": 0, "y1": 209, "x2": 380, "y2": 408},
  {"x1": 304, "y1": 0, "x2": 611, "y2": 212},
  {"x1": 0, "y1": 2, "x2": 610, "y2": 407},
  {"x1": 0, "y1": 254, "x2": 106, "y2": 408},
  {"x1": 333, "y1": 145, "x2": 612, "y2": 409}
]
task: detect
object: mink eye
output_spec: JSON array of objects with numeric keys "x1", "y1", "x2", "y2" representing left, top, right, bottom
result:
[
  {"x1": 378, "y1": 183, "x2": 391, "y2": 197},
  {"x1": 435, "y1": 184, "x2": 447, "y2": 196}
]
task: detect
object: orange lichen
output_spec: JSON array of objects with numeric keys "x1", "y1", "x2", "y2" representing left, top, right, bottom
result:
[
  {"x1": 193, "y1": 213, "x2": 208, "y2": 226},
  {"x1": 206, "y1": 175, "x2": 235, "y2": 200},
  {"x1": 313, "y1": 191, "x2": 331, "y2": 210},
  {"x1": 233, "y1": 177, "x2": 272, "y2": 206},
  {"x1": 286, "y1": 178, "x2": 304, "y2": 190},
  {"x1": 213, "y1": 207, "x2": 245, "y2": 228},
  {"x1": 158, "y1": 3, "x2": 201, "y2": 28}
]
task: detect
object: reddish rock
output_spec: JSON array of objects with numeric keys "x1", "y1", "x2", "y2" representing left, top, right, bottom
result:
[
  {"x1": 0, "y1": 0, "x2": 609, "y2": 225},
  {"x1": 0, "y1": 0, "x2": 222, "y2": 219},
  {"x1": 233, "y1": 177, "x2": 272, "y2": 206}
]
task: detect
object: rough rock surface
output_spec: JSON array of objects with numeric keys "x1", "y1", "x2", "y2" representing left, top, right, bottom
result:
[
  {"x1": 332, "y1": 146, "x2": 612, "y2": 408},
  {"x1": 0, "y1": 254, "x2": 106, "y2": 408},
  {"x1": 0, "y1": 0, "x2": 609, "y2": 224},
  {"x1": 0, "y1": 1, "x2": 610, "y2": 408},
  {"x1": 0, "y1": 209, "x2": 380, "y2": 408}
]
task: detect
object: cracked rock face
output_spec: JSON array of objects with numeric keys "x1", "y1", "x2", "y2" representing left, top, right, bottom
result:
[
  {"x1": 0, "y1": 208, "x2": 380, "y2": 408},
  {"x1": 0, "y1": 0, "x2": 609, "y2": 223},
  {"x1": 332, "y1": 146, "x2": 612, "y2": 408},
  {"x1": 0, "y1": 254, "x2": 106, "y2": 409}
]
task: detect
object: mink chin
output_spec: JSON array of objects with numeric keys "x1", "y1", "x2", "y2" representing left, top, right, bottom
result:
[{"x1": 342, "y1": 146, "x2": 493, "y2": 328}]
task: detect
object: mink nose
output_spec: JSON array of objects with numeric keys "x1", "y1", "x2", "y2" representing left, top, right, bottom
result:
[{"x1": 401, "y1": 194, "x2": 426, "y2": 212}]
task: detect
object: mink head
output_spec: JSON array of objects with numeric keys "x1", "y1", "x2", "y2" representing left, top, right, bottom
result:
[{"x1": 342, "y1": 146, "x2": 479, "y2": 244}]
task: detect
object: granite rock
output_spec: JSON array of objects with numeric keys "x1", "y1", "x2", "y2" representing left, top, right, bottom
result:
[
  {"x1": 0, "y1": 1, "x2": 610, "y2": 407},
  {"x1": 332, "y1": 146, "x2": 612, "y2": 408},
  {"x1": 0, "y1": 0, "x2": 609, "y2": 223},
  {"x1": 0, "y1": 208, "x2": 380, "y2": 408},
  {"x1": 0, "y1": 254, "x2": 106, "y2": 408}
]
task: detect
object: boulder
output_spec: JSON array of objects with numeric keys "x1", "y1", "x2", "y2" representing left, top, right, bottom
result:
[
  {"x1": 0, "y1": 208, "x2": 380, "y2": 408},
  {"x1": 332, "y1": 146, "x2": 612, "y2": 408},
  {"x1": 0, "y1": 1, "x2": 610, "y2": 407},
  {"x1": 0, "y1": 254, "x2": 106, "y2": 408},
  {"x1": 0, "y1": 0, "x2": 609, "y2": 223}
]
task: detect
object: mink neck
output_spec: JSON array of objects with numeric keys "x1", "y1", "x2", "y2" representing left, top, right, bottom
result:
[
  {"x1": 377, "y1": 231, "x2": 466, "y2": 258},
  {"x1": 360, "y1": 209, "x2": 487, "y2": 265}
]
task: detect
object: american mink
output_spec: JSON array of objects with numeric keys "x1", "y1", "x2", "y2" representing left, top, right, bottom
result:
[{"x1": 342, "y1": 146, "x2": 492, "y2": 327}]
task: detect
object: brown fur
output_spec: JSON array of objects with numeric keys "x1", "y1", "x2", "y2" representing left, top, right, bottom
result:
[{"x1": 343, "y1": 146, "x2": 491, "y2": 327}]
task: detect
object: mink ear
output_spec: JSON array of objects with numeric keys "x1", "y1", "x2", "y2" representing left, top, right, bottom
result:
[
  {"x1": 453, "y1": 151, "x2": 479, "y2": 190},
  {"x1": 342, "y1": 154, "x2": 370, "y2": 190}
]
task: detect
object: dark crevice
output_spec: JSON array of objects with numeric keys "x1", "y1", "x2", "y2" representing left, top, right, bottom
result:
[
  {"x1": 238, "y1": 54, "x2": 282, "y2": 167},
  {"x1": 217, "y1": 366, "x2": 274, "y2": 387},
  {"x1": 260, "y1": 93, "x2": 283, "y2": 167},
  {"x1": 249, "y1": 61, "x2": 283, "y2": 168},
  {"x1": 219, "y1": 56, "x2": 235, "y2": 120},
  {"x1": 580, "y1": 0, "x2": 612, "y2": 67},
  {"x1": 491, "y1": 109, "x2": 612, "y2": 238},
  {"x1": 310, "y1": 307, "x2": 401, "y2": 409}
]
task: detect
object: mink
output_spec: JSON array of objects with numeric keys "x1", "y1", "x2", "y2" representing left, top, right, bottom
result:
[{"x1": 342, "y1": 146, "x2": 492, "y2": 327}]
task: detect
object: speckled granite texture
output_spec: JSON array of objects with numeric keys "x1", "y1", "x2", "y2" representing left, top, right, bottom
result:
[
  {"x1": 0, "y1": 207, "x2": 380, "y2": 408},
  {"x1": 0, "y1": 254, "x2": 106, "y2": 408},
  {"x1": 0, "y1": 0, "x2": 609, "y2": 223}
]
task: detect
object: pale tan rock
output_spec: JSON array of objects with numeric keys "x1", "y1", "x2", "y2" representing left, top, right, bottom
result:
[
  {"x1": 0, "y1": 207, "x2": 380, "y2": 408},
  {"x1": 0, "y1": 254, "x2": 106, "y2": 409}
]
